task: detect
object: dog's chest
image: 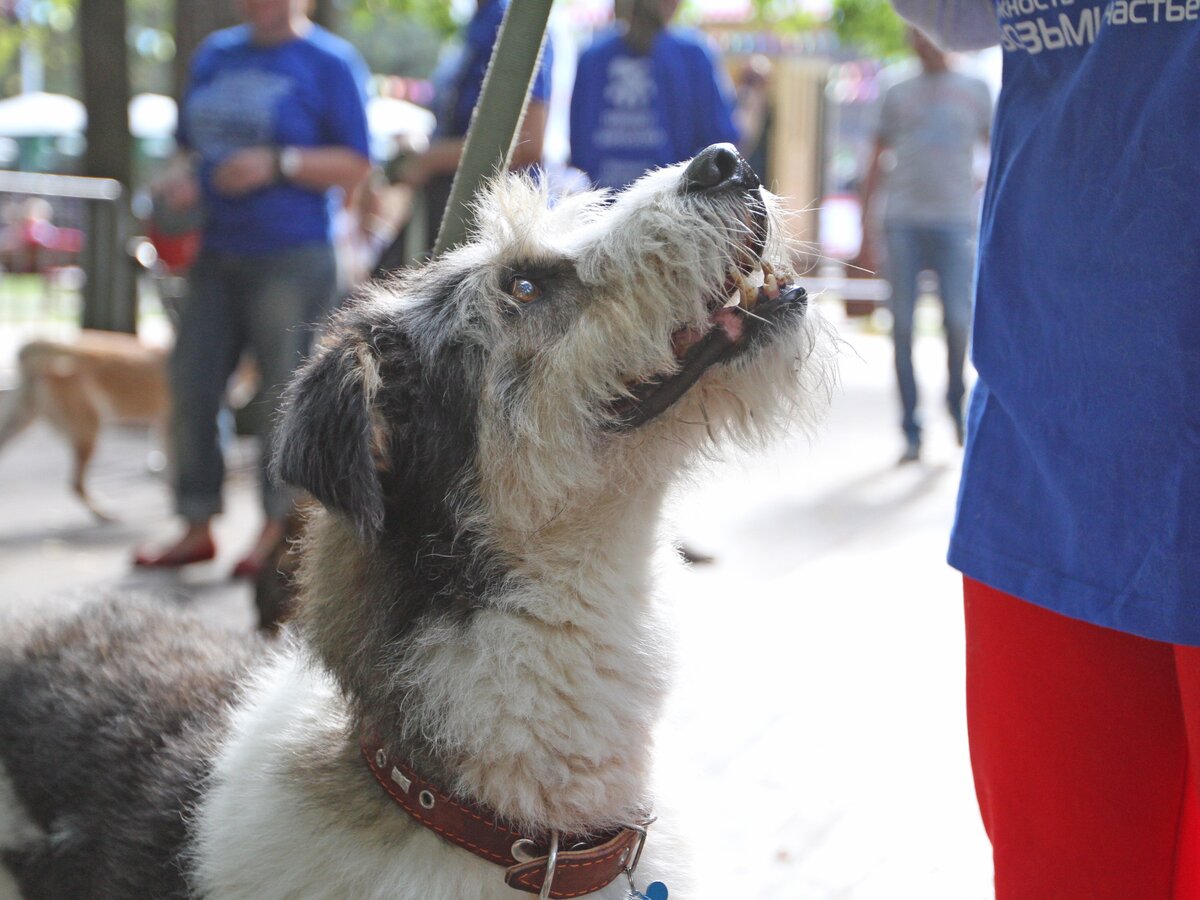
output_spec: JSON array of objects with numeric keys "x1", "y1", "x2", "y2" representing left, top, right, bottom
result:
[{"x1": 190, "y1": 649, "x2": 685, "y2": 898}]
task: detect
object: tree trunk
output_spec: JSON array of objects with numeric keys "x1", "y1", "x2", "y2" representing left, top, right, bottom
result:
[
  {"x1": 173, "y1": 0, "x2": 240, "y2": 101},
  {"x1": 80, "y1": 0, "x2": 131, "y2": 189},
  {"x1": 79, "y1": 0, "x2": 135, "y2": 332}
]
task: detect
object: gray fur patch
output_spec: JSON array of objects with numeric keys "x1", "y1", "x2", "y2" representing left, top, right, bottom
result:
[{"x1": 0, "y1": 599, "x2": 257, "y2": 898}]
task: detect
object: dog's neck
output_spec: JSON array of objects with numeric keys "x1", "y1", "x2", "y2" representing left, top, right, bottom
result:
[{"x1": 295, "y1": 492, "x2": 671, "y2": 833}]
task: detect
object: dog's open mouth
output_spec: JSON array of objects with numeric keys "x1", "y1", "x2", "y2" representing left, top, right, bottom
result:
[{"x1": 608, "y1": 200, "x2": 808, "y2": 431}]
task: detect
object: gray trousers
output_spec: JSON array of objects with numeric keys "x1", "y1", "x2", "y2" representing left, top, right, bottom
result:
[{"x1": 169, "y1": 243, "x2": 337, "y2": 523}]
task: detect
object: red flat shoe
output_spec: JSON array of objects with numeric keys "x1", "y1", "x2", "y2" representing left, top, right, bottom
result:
[
  {"x1": 133, "y1": 535, "x2": 217, "y2": 568},
  {"x1": 231, "y1": 555, "x2": 264, "y2": 580}
]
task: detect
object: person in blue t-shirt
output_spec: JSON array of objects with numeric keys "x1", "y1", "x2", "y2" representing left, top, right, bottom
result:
[
  {"x1": 569, "y1": 0, "x2": 739, "y2": 191},
  {"x1": 389, "y1": 0, "x2": 553, "y2": 259},
  {"x1": 888, "y1": 1, "x2": 1200, "y2": 895},
  {"x1": 135, "y1": 0, "x2": 371, "y2": 577}
]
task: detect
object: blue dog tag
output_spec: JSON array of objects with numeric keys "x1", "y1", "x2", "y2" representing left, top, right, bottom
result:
[{"x1": 630, "y1": 882, "x2": 668, "y2": 900}]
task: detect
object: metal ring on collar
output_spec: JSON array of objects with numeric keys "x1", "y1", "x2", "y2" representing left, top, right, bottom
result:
[{"x1": 538, "y1": 830, "x2": 560, "y2": 900}]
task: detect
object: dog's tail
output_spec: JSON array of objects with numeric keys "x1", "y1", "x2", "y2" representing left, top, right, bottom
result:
[{"x1": 0, "y1": 340, "x2": 66, "y2": 453}]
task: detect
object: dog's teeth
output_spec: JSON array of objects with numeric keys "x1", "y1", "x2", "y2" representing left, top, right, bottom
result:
[
  {"x1": 737, "y1": 272, "x2": 757, "y2": 309},
  {"x1": 764, "y1": 271, "x2": 779, "y2": 299},
  {"x1": 720, "y1": 270, "x2": 739, "y2": 309}
]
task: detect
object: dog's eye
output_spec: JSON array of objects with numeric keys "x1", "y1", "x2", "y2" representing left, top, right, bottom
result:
[{"x1": 506, "y1": 276, "x2": 542, "y2": 304}]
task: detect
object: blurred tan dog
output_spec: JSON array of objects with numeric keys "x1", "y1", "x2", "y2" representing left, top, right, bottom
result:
[{"x1": 0, "y1": 330, "x2": 169, "y2": 520}]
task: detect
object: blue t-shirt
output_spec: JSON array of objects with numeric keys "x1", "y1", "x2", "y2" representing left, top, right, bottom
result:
[
  {"x1": 569, "y1": 27, "x2": 739, "y2": 191},
  {"x1": 178, "y1": 24, "x2": 371, "y2": 255},
  {"x1": 940, "y1": 7, "x2": 1200, "y2": 642},
  {"x1": 431, "y1": 0, "x2": 554, "y2": 140}
]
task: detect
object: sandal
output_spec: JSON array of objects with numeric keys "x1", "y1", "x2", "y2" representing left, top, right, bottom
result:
[{"x1": 133, "y1": 534, "x2": 217, "y2": 568}]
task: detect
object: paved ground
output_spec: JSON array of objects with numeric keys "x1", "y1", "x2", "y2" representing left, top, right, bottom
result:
[{"x1": 0, "y1": 303, "x2": 993, "y2": 899}]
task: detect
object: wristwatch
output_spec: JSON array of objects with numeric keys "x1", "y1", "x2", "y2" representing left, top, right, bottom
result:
[{"x1": 277, "y1": 146, "x2": 302, "y2": 182}]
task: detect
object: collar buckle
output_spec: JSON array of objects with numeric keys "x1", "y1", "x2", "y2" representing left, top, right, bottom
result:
[{"x1": 622, "y1": 816, "x2": 655, "y2": 894}]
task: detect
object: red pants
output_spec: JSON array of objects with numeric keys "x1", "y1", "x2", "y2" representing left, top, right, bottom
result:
[{"x1": 965, "y1": 577, "x2": 1200, "y2": 899}]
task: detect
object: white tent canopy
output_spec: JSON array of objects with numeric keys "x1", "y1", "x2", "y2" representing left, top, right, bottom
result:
[
  {"x1": 0, "y1": 92, "x2": 177, "y2": 140},
  {"x1": 129, "y1": 93, "x2": 177, "y2": 140},
  {"x1": 0, "y1": 92, "x2": 86, "y2": 137}
]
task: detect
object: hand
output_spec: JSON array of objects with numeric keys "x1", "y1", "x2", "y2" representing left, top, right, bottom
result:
[
  {"x1": 212, "y1": 147, "x2": 278, "y2": 197},
  {"x1": 158, "y1": 171, "x2": 201, "y2": 213},
  {"x1": 853, "y1": 230, "x2": 879, "y2": 276},
  {"x1": 396, "y1": 153, "x2": 431, "y2": 190},
  {"x1": 151, "y1": 157, "x2": 201, "y2": 212}
]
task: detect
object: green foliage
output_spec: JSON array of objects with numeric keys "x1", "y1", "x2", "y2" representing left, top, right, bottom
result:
[
  {"x1": 0, "y1": 28, "x2": 22, "y2": 94},
  {"x1": 344, "y1": 0, "x2": 457, "y2": 39},
  {"x1": 0, "y1": 0, "x2": 78, "y2": 96},
  {"x1": 340, "y1": 1, "x2": 453, "y2": 78},
  {"x1": 743, "y1": 0, "x2": 823, "y2": 32},
  {"x1": 831, "y1": 0, "x2": 910, "y2": 58}
]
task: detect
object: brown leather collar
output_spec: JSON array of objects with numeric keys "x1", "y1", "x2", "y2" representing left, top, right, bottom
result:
[{"x1": 361, "y1": 739, "x2": 650, "y2": 898}]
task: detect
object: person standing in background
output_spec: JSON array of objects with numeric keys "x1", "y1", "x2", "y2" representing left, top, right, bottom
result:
[
  {"x1": 734, "y1": 54, "x2": 774, "y2": 189},
  {"x1": 135, "y1": 0, "x2": 371, "y2": 575},
  {"x1": 569, "y1": 0, "x2": 739, "y2": 191},
  {"x1": 393, "y1": 0, "x2": 553, "y2": 258},
  {"x1": 859, "y1": 29, "x2": 991, "y2": 463}
]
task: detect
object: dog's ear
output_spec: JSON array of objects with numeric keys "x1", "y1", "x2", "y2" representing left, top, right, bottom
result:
[{"x1": 273, "y1": 337, "x2": 384, "y2": 538}]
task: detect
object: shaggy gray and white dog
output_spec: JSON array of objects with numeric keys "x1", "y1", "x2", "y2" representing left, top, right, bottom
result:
[{"x1": 0, "y1": 145, "x2": 828, "y2": 899}]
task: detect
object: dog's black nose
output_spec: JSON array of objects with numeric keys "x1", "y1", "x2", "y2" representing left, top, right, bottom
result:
[{"x1": 682, "y1": 143, "x2": 759, "y2": 193}]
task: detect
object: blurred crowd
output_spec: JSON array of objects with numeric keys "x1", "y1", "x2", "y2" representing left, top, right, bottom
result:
[
  {"x1": 123, "y1": 0, "x2": 785, "y2": 578},
  {"x1": 1, "y1": 0, "x2": 996, "y2": 580}
]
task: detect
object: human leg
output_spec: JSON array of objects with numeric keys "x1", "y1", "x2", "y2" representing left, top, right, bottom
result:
[
  {"x1": 1171, "y1": 645, "x2": 1200, "y2": 896},
  {"x1": 883, "y1": 224, "x2": 922, "y2": 457},
  {"x1": 237, "y1": 243, "x2": 337, "y2": 573},
  {"x1": 136, "y1": 254, "x2": 244, "y2": 566},
  {"x1": 170, "y1": 254, "x2": 246, "y2": 521},
  {"x1": 964, "y1": 576, "x2": 1188, "y2": 899},
  {"x1": 928, "y1": 225, "x2": 975, "y2": 443}
]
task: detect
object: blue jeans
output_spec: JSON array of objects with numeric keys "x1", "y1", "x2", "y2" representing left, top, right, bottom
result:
[
  {"x1": 169, "y1": 243, "x2": 337, "y2": 523},
  {"x1": 883, "y1": 223, "x2": 975, "y2": 444}
]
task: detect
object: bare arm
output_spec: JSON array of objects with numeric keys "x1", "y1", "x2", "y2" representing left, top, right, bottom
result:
[
  {"x1": 153, "y1": 151, "x2": 201, "y2": 212},
  {"x1": 280, "y1": 146, "x2": 372, "y2": 195},
  {"x1": 510, "y1": 100, "x2": 548, "y2": 171},
  {"x1": 857, "y1": 137, "x2": 887, "y2": 272},
  {"x1": 402, "y1": 99, "x2": 549, "y2": 187},
  {"x1": 212, "y1": 146, "x2": 371, "y2": 198},
  {"x1": 860, "y1": 137, "x2": 886, "y2": 234}
]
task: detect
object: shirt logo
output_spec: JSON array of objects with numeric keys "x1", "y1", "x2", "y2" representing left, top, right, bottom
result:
[
  {"x1": 604, "y1": 57, "x2": 657, "y2": 109},
  {"x1": 187, "y1": 68, "x2": 293, "y2": 163}
]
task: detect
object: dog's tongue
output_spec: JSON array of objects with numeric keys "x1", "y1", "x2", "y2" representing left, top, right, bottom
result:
[{"x1": 671, "y1": 308, "x2": 745, "y2": 359}]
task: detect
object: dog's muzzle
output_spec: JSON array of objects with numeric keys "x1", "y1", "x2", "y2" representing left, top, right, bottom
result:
[
  {"x1": 607, "y1": 144, "x2": 808, "y2": 431},
  {"x1": 681, "y1": 142, "x2": 760, "y2": 195}
]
